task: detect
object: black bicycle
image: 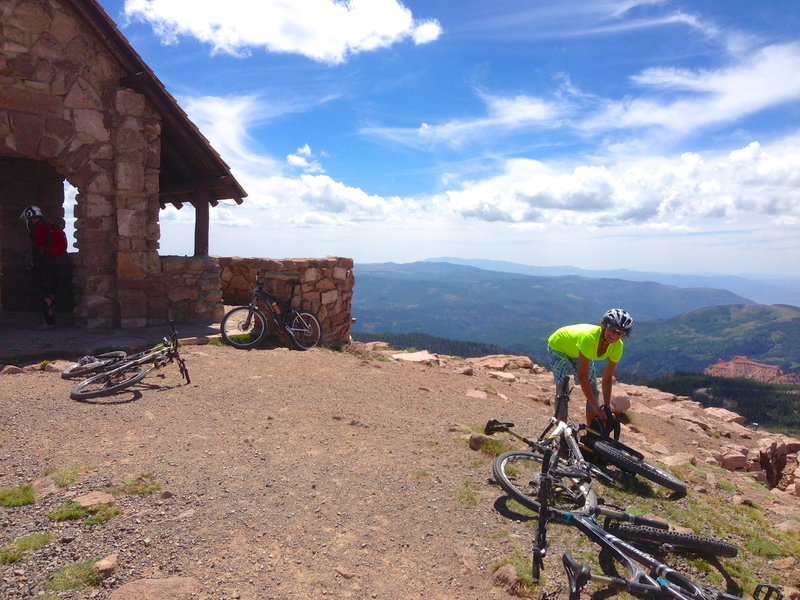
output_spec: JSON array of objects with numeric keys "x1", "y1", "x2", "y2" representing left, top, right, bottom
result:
[
  {"x1": 488, "y1": 376, "x2": 686, "y2": 494},
  {"x1": 69, "y1": 322, "x2": 190, "y2": 400},
  {"x1": 519, "y1": 448, "x2": 781, "y2": 600},
  {"x1": 220, "y1": 273, "x2": 322, "y2": 350}
]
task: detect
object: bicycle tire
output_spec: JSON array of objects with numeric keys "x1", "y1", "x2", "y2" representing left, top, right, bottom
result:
[
  {"x1": 220, "y1": 306, "x2": 268, "y2": 349},
  {"x1": 591, "y1": 440, "x2": 687, "y2": 494},
  {"x1": 286, "y1": 311, "x2": 322, "y2": 350},
  {"x1": 70, "y1": 364, "x2": 148, "y2": 400},
  {"x1": 493, "y1": 450, "x2": 597, "y2": 516},
  {"x1": 606, "y1": 523, "x2": 738, "y2": 558},
  {"x1": 61, "y1": 351, "x2": 128, "y2": 379}
]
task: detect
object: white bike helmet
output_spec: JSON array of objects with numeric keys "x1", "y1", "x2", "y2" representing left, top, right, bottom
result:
[
  {"x1": 602, "y1": 308, "x2": 634, "y2": 335},
  {"x1": 20, "y1": 205, "x2": 43, "y2": 221}
]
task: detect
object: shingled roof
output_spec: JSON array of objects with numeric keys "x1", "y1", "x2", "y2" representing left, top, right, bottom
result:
[{"x1": 65, "y1": 0, "x2": 247, "y2": 208}]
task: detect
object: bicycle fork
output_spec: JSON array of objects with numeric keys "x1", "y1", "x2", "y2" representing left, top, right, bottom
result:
[{"x1": 532, "y1": 448, "x2": 556, "y2": 582}]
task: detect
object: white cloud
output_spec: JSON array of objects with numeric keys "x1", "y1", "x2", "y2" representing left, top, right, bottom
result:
[
  {"x1": 363, "y1": 91, "x2": 569, "y2": 149},
  {"x1": 287, "y1": 145, "x2": 325, "y2": 173},
  {"x1": 124, "y1": 0, "x2": 441, "y2": 64},
  {"x1": 584, "y1": 42, "x2": 800, "y2": 135},
  {"x1": 441, "y1": 134, "x2": 800, "y2": 228},
  {"x1": 456, "y1": 0, "x2": 717, "y2": 41}
]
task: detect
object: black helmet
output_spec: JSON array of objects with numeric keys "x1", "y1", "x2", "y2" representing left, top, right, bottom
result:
[{"x1": 602, "y1": 308, "x2": 633, "y2": 334}]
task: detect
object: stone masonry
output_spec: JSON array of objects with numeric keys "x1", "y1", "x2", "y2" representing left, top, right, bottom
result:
[
  {"x1": 1, "y1": 0, "x2": 162, "y2": 328},
  {"x1": 218, "y1": 256, "x2": 354, "y2": 346}
]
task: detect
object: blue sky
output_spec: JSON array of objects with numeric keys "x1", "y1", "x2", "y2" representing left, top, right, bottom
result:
[{"x1": 82, "y1": 0, "x2": 800, "y2": 278}]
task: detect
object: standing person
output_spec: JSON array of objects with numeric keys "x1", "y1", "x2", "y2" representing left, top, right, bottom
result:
[
  {"x1": 19, "y1": 205, "x2": 68, "y2": 329},
  {"x1": 546, "y1": 308, "x2": 634, "y2": 425}
]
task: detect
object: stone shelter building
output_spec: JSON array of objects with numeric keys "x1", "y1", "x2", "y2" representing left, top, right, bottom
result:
[
  {"x1": 1, "y1": 0, "x2": 355, "y2": 345},
  {"x1": 1, "y1": 0, "x2": 247, "y2": 329}
]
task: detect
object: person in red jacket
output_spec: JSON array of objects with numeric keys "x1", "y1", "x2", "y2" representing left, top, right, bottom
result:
[{"x1": 20, "y1": 205, "x2": 68, "y2": 328}]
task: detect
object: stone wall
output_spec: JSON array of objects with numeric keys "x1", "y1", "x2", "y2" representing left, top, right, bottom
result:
[
  {"x1": 158, "y1": 255, "x2": 224, "y2": 325},
  {"x1": 2, "y1": 0, "x2": 162, "y2": 328},
  {"x1": 218, "y1": 256, "x2": 354, "y2": 346}
]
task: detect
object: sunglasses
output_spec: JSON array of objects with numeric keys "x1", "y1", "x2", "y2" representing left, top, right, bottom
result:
[{"x1": 607, "y1": 325, "x2": 626, "y2": 336}]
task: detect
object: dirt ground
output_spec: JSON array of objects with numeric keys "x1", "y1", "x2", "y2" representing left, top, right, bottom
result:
[{"x1": 1, "y1": 340, "x2": 798, "y2": 599}]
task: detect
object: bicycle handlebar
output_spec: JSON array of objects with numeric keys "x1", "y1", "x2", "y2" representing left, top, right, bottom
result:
[{"x1": 485, "y1": 419, "x2": 514, "y2": 435}]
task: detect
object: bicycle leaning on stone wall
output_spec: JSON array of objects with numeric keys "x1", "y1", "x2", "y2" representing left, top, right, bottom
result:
[{"x1": 220, "y1": 272, "x2": 322, "y2": 351}]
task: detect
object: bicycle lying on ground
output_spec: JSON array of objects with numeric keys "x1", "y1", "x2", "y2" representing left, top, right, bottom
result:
[
  {"x1": 220, "y1": 272, "x2": 322, "y2": 350},
  {"x1": 62, "y1": 351, "x2": 128, "y2": 379},
  {"x1": 488, "y1": 375, "x2": 686, "y2": 494},
  {"x1": 515, "y1": 445, "x2": 782, "y2": 600},
  {"x1": 69, "y1": 321, "x2": 190, "y2": 400}
]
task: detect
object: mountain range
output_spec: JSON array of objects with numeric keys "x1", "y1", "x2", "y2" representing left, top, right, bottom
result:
[
  {"x1": 425, "y1": 257, "x2": 800, "y2": 307},
  {"x1": 351, "y1": 260, "x2": 800, "y2": 377}
]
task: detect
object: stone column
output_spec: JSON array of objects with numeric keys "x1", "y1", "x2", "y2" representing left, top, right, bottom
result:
[{"x1": 113, "y1": 88, "x2": 162, "y2": 327}]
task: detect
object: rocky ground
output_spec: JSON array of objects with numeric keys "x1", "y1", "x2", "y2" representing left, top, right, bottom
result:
[{"x1": 1, "y1": 340, "x2": 799, "y2": 599}]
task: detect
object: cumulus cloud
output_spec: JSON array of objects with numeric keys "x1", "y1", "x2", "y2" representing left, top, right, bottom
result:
[
  {"x1": 441, "y1": 134, "x2": 800, "y2": 228},
  {"x1": 287, "y1": 145, "x2": 325, "y2": 173},
  {"x1": 124, "y1": 0, "x2": 442, "y2": 64}
]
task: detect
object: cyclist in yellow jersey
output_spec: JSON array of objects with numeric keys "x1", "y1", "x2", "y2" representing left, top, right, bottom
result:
[{"x1": 547, "y1": 308, "x2": 634, "y2": 425}]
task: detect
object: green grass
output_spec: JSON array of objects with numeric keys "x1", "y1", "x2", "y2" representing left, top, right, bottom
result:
[
  {"x1": 491, "y1": 547, "x2": 537, "y2": 594},
  {"x1": 746, "y1": 535, "x2": 783, "y2": 558},
  {"x1": 0, "y1": 483, "x2": 35, "y2": 506},
  {"x1": 0, "y1": 532, "x2": 52, "y2": 564},
  {"x1": 457, "y1": 480, "x2": 481, "y2": 507},
  {"x1": 122, "y1": 473, "x2": 162, "y2": 495},
  {"x1": 47, "y1": 501, "x2": 120, "y2": 525},
  {"x1": 47, "y1": 501, "x2": 86, "y2": 522},
  {"x1": 45, "y1": 559, "x2": 102, "y2": 591},
  {"x1": 43, "y1": 464, "x2": 92, "y2": 488},
  {"x1": 479, "y1": 438, "x2": 515, "y2": 457}
]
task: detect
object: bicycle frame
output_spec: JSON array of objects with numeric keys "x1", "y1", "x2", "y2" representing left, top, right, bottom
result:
[
  {"x1": 249, "y1": 274, "x2": 299, "y2": 329},
  {"x1": 486, "y1": 418, "x2": 615, "y2": 485},
  {"x1": 114, "y1": 322, "x2": 189, "y2": 382},
  {"x1": 562, "y1": 515, "x2": 782, "y2": 600}
]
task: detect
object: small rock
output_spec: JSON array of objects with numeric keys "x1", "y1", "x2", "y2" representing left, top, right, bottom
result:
[
  {"x1": 492, "y1": 564, "x2": 518, "y2": 594},
  {"x1": 469, "y1": 433, "x2": 492, "y2": 451},
  {"x1": 74, "y1": 491, "x2": 115, "y2": 507},
  {"x1": 95, "y1": 554, "x2": 118, "y2": 579}
]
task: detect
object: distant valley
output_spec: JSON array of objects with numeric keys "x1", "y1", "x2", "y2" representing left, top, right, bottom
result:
[{"x1": 351, "y1": 261, "x2": 800, "y2": 378}]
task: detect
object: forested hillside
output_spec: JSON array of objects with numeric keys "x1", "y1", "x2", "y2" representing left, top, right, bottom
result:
[
  {"x1": 353, "y1": 261, "x2": 755, "y2": 360},
  {"x1": 621, "y1": 304, "x2": 800, "y2": 375},
  {"x1": 621, "y1": 372, "x2": 800, "y2": 435},
  {"x1": 352, "y1": 262, "x2": 800, "y2": 378}
]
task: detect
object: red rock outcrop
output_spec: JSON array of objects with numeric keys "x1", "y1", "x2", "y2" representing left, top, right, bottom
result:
[{"x1": 704, "y1": 355, "x2": 800, "y2": 384}]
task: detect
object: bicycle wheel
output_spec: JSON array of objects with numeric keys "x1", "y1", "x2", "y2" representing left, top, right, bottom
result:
[
  {"x1": 220, "y1": 306, "x2": 268, "y2": 349},
  {"x1": 591, "y1": 440, "x2": 687, "y2": 494},
  {"x1": 70, "y1": 364, "x2": 148, "y2": 400},
  {"x1": 286, "y1": 311, "x2": 322, "y2": 350},
  {"x1": 61, "y1": 351, "x2": 127, "y2": 379},
  {"x1": 606, "y1": 523, "x2": 738, "y2": 558},
  {"x1": 493, "y1": 450, "x2": 597, "y2": 516}
]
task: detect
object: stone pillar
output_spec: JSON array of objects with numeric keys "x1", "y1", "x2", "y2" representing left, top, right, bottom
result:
[{"x1": 113, "y1": 88, "x2": 162, "y2": 328}]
